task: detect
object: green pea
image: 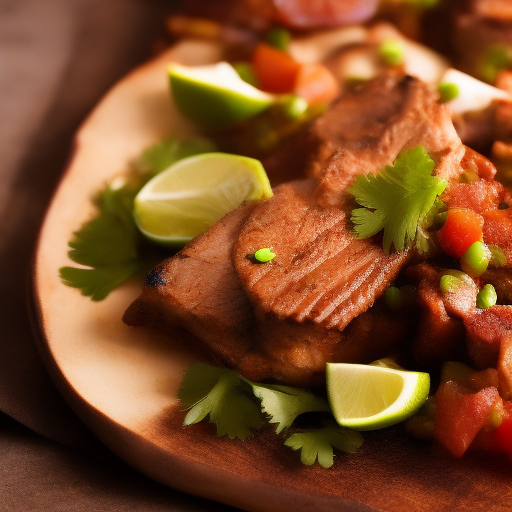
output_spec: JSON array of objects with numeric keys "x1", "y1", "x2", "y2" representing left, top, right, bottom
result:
[
  {"x1": 378, "y1": 39, "x2": 404, "y2": 66},
  {"x1": 460, "y1": 241, "x2": 489, "y2": 277},
  {"x1": 254, "y1": 248, "x2": 276, "y2": 263},
  {"x1": 279, "y1": 94, "x2": 308, "y2": 120},
  {"x1": 438, "y1": 82, "x2": 460, "y2": 103},
  {"x1": 384, "y1": 286, "x2": 401, "y2": 312},
  {"x1": 265, "y1": 27, "x2": 291, "y2": 52},
  {"x1": 440, "y1": 274, "x2": 460, "y2": 293},
  {"x1": 476, "y1": 284, "x2": 497, "y2": 309}
]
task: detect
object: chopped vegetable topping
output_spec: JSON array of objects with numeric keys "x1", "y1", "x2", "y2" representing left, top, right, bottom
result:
[
  {"x1": 477, "y1": 284, "x2": 497, "y2": 309},
  {"x1": 254, "y1": 248, "x2": 276, "y2": 262},
  {"x1": 293, "y1": 63, "x2": 340, "y2": 105},
  {"x1": 439, "y1": 270, "x2": 474, "y2": 294},
  {"x1": 437, "y1": 208, "x2": 484, "y2": 259},
  {"x1": 349, "y1": 145, "x2": 447, "y2": 253},
  {"x1": 279, "y1": 94, "x2": 308, "y2": 119},
  {"x1": 378, "y1": 39, "x2": 405, "y2": 66},
  {"x1": 252, "y1": 43, "x2": 300, "y2": 93},
  {"x1": 384, "y1": 286, "x2": 402, "y2": 312},
  {"x1": 460, "y1": 241, "x2": 490, "y2": 277},
  {"x1": 479, "y1": 44, "x2": 512, "y2": 83},
  {"x1": 265, "y1": 27, "x2": 291, "y2": 52},
  {"x1": 438, "y1": 82, "x2": 460, "y2": 103},
  {"x1": 489, "y1": 245, "x2": 507, "y2": 267}
]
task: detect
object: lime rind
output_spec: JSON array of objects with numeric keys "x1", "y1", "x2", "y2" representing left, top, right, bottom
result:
[
  {"x1": 169, "y1": 62, "x2": 276, "y2": 130},
  {"x1": 326, "y1": 363, "x2": 430, "y2": 431}
]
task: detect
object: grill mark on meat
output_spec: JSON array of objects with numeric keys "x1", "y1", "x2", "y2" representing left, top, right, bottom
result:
[
  {"x1": 321, "y1": 252, "x2": 410, "y2": 329},
  {"x1": 287, "y1": 242, "x2": 377, "y2": 322},
  {"x1": 234, "y1": 181, "x2": 412, "y2": 331},
  {"x1": 306, "y1": 73, "x2": 464, "y2": 206},
  {"x1": 267, "y1": 216, "x2": 353, "y2": 311}
]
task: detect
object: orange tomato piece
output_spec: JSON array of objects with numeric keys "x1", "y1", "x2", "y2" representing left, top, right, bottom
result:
[
  {"x1": 251, "y1": 43, "x2": 300, "y2": 94},
  {"x1": 437, "y1": 208, "x2": 484, "y2": 259},
  {"x1": 293, "y1": 62, "x2": 340, "y2": 104}
]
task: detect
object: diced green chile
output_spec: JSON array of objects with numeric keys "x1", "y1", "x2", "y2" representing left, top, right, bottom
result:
[
  {"x1": 384, "y1": 286, "x2": 401, "y2": 312},
  {"x1": 254, "y1": 248, "x2": 276, "y2": 263},
  {"x1": 438, "y1": 82, "x2": 460, "y2": 103},
  {"x1": 460, "y1": 241, "x2": 489, "y2": 277},
  {"x1": 476, "y1": 284, "x2": 497, "y2": 309}
]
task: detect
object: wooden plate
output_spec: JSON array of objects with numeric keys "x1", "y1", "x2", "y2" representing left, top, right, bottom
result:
[{"x1": 32, "y1": 39, "x2": 512, "y2": 512}]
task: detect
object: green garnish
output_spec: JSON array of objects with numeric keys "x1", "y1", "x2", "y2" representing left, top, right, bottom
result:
[
  {"x1": 489, "y1": 245, "x2": 507, "y2": 267},
  {"x1": 265, "y1": 27, "x2": 291, "y2": 52},
  {"x1": 178, "y1": 362, "x2": 361, "y2": 467},
  {"x1": 59, "y1": 136, "x2": 215, "y2": 300},
  {"x1": 349, "y1": 146, "x2": 448, "y2": 254},
  {"x1": 438, "y1": 82, "x2": 460, "y2": 103},
  {"x1": 131, "y1": 136, "x2": 216, "y2": 177},
  {"x1": 384, "y1": 286, "x2": 402, "y2": 312},
  {"x1": 284, "y1": 421, "x2": 363, "y2": 468},
  {"x1": 479, "y1": 44, "x2": 512, "y2": 83},
  {"x1": 378, "y1": 39, "x2": 405, "y2": 66},
  {"x1": 477, "y1": 284, "x2": 497, "y2": 309},
  {"x1": 251, "y1": 383, "x2": 330, "y2": 433},
  {"x1": 254, "y1": 248, "x2": 276, "y2": 262},
  {"x1": 279, "y1": 94, "x2": 308, "y2": 120},
  {"x1": 439, "y1": 270, "x2": 473, "y2": 294},
  {"x1": 179, "y1": 364, "x2": 263, "y2": 439},
  {"x1": 460, "y1": 241, "x2": 489, "y2": 277}
]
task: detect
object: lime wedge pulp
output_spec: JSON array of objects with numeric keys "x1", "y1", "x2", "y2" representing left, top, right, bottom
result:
[
  {"x1": 326, "y1": 363, "x2": 430, "y2": 431},
  {"x1": 169, "y1": 62, "x2": 276, "y2": 130},
  {"x1": 133, "y1": 152, "x2": 273, "y2": 246}
]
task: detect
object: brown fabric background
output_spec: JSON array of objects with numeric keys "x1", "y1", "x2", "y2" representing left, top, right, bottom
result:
[{"x1": 0, "y1": 0, "x2": 238, "y2": 509}]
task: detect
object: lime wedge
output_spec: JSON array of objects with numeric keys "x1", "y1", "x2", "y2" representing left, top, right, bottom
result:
[
  {"x1": 326, "y1": 363, "x2": 430, "y2": 430},
  {"x1": 169, "y1": 62, "x2": 276, "y2": 130},
  {"x1": 133, "y1": 152, "x2": 273, "y2": 246}
]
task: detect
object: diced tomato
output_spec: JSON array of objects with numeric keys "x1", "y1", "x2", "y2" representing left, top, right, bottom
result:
[
  {"x1": 433, "y1": 380, "x2": 501, "y2": 458},
  {"x1": 437, "y1": 208, "x2": 484, "y2": 259},
  {"x1": 251, "y1": 43, "x2": 300, "y2": 93},
  {"x1": 493, "y1": 415, "x2": 512, "y2": 461},
  {"x1": 293, "y1": 63, "x2": 340, "y2": 105}
]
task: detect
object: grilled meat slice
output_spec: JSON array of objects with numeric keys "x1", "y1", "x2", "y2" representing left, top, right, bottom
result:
[
  {"x1": 123, "y1": 204, "x2": 257, "y2": 369},
  {"x1": 234, "y1": 180, "x2": 411, "y2": 331},
  {"x1": 306, "y1": 73, "x2": 464, "y2": 205}
]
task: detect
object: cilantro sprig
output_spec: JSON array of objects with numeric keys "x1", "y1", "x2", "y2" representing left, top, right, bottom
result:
[
  {"x1": 349, "y1": 145, "x2": 447, "y2": 254},
  {"x1": 59, "y1": 136, "x2": 215, "y2": 300},
  {"x1": 285, "y1": 420, "x2": 363, "y2": 468},
  {"x1": 178, "y1": 363, "x2": 363, "y2": 468}
]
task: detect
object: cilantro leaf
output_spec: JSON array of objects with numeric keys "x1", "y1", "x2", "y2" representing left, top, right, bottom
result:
[
  {"x1": 284, "y1": 422, "x2": 363, "y2": 468},
  {"x1": 250, "y1": 383, "x2": 330, "y2": 433},
  {"x1": 60, "y1": 136, "x2": 215, "y2": 300},
  {"x1": 131, "y1": 136, "x2": 216, "y2": 177},
  {"x1": 67, "y1": 185, "x2": 139, "y2": 268},
  {"x1": 179, "y1": 363, "x2": 263, "y2": 440},
  {"x1": 59, "y1": 262, "x2": 139, "y2": 301},
  {"x1": 349, "y1": 145, "x2": 447, "y2": 253},
  {"x1": 178, "y1": 363, "x2": 365, "y2": 466}
]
